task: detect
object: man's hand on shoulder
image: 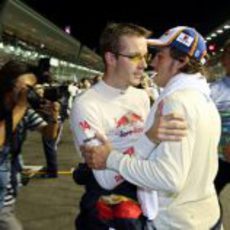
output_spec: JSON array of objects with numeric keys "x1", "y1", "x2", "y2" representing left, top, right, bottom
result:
[{"x1": 146, "y1": 104, "x2": 188, "y2": 144}]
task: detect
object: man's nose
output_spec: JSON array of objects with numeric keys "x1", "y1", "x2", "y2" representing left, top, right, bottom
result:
[{"x1": 139, "y1": 57, "x2": 148, "y2": 69}]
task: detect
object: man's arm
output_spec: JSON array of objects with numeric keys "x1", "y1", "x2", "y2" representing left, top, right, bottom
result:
[
  {"x1": 135, "y1": 101, "x2": 187, "y2": 160},
  {"x1": 70, "y1": 98, "x2": 126, "y2": 190},
  {"x1": 24, "y1": 108, "x2": 47, "y2": 132},
  {"x1": 83, "y1": 111, "x2": 187, "y2": 165},
  {"x1": 82, "y1": 100, "x2": 189, "y2": 192},
  {"x1": 40, "y1": 101, "x2": 61, "y2": 139}
]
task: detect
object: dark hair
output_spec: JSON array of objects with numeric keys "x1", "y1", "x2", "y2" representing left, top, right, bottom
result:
[
  {"x1": 0, "y1": 60, "x2": 33, "y2": 120},
  {"x1": 38, "y1": 58, "x2": 51, "y2": 72},
  {"x1": 169, "y1": 47, "x2": 207, "y2": 76},
  {"x1": 99, "y1": 23, "x2": 152, "y2": 59},
  {"x1": 0, "y1": 60, "x2": 33, "y2": 96},
  {"x1": 35, "y1": 58, "x2": 52, "y2": 83}
]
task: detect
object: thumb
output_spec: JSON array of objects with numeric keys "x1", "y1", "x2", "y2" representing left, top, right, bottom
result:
[{"x1": 95, "y1": 132, "x2": 108, "y2": 145}]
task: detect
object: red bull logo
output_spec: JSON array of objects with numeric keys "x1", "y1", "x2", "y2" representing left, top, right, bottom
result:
[
  {"x1": 79, "y1": 120, "x2": 91, "y2": 131},
  {"x1": 115, "y1": 113, "x2": 144, "y2": 138},
  {"x1": 116, "y1": 112, "x2": 143, "y2": 128},
  {"x1": 123, "y1": 147, "x2": 134, "y2": 156},
  {"x1": 116, "y1": 116, "x2": 129, "y2": 128}
]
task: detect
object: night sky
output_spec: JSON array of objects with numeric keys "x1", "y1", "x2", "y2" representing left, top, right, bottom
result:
[{"x1": 22, "y1": 0, "x2": 229, "y2": 53}]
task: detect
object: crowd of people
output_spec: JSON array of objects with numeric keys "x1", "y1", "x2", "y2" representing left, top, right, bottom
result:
[{"x1": 0, "y1": 22, "x2": 229, "y2": 230}]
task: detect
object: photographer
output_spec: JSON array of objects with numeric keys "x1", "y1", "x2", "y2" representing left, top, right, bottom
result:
[
  {"x1": 0, "y1": 60, "x2": 43, "y2": 229},
  {"x1": 33, "y1": 58, "x2": 62, "y2": 178}
]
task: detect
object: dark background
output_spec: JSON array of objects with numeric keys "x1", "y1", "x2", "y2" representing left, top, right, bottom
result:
[{"x1": 21, "y1": 0, "x2": 230, "y2": 52}]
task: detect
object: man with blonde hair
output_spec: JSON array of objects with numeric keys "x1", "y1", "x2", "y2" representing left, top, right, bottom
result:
[{"x1": 71, "y1": 23, "x2": 187, "y2": 229}]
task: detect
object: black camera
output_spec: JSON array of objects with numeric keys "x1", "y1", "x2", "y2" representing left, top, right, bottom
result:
[
  {"x1": 27, "y1": 84, "x2": 68, "y2": 111},
  {"x1": 27, "y1": 86, "x2": 43, "y2": 110},
  {"x1": 43, "y1": 85, "x2": 68, "y2": 102}
]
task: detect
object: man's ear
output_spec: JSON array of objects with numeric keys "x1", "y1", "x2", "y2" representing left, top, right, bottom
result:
[{"x1": 105, "y1": 52, "x2": 116, "y2": 66}]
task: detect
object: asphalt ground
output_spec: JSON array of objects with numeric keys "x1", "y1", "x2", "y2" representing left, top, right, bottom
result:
[{"x1": 16, "y1": 121, "x2": 230, "y2": 230}]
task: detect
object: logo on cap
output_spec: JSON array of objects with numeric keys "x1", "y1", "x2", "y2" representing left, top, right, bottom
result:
[{"x1": 176, "y1": 33, "x2": 194, "y2": 47}]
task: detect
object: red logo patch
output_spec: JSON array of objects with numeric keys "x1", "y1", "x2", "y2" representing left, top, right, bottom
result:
[{"x1": 79, "y1": 120, "x2": 91, "y2": 131}]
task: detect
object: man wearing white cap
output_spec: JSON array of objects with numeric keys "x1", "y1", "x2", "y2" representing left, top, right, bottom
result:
[{"x1": 83, "y1": 26, "x2": 222, "y2": 229}]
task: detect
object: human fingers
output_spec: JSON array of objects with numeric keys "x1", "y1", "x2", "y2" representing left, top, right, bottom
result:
[
  {"x1": 83, "y1": 152, "x2": 94, "y2": 168},
  {"x1": 80, "y1": 145, "x2": 91, "y2": 152},
  {"x1": 160, "y1": 116, "x2": 187, "y2": 129},
  {"x1": 158, "y1": 127, "x2": 187, "y2": 137},
  {"x1": 95, "y1": 132, "x2": 108, "y2": 144},
  {"x1": 83, "y1": 151, "x2": 104, "y2": 169},
  {"x1": 158, "y1": 133, "x2": 186, "y2": 141},
  {"x1": 164, "y1": 113, "x2": 186, "y2": 122}
]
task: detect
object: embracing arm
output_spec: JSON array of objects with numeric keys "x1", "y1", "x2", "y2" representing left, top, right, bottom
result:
[
  {"x1": 70, "y1": 98, "x2": 125, "y2": 190},
  {"x1": 83, "y1": 98, "x2": 189, "y2": 192}
]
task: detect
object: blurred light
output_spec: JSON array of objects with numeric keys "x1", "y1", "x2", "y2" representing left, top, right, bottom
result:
[
  {"x1": 224, "y1": 25, "x2": 230, "y2": 29},
  {"x1": 69, "y1": 63, "x2": 76, "y2": 68},
  {"x1": 211, "y1": 33, "x2": 217, "y2": 37},
  {"x1": 39, "y1": 54, "x2": 47, "y2": 59},
  {"x1": 9, "y1": 45, "x2": 15, "y2": 52},
  {"x1": 206, "y1": 37, "x2": 212, "y2": 41},
  {"x1": 50, "y1": 57, "x2": 59, "y2": 67},
  {"x1": 208, "y1": 44, "x2": 216, "y2": 52},
  {"x1": 217, "y1": 29, "x2": 223, "y2": 34},
  {"x1": 65, "y1": 26, "x2": 71, "y2": 34},
  {"x1": 14, "y1": 48, "x2": 21, "y2": 56},
  {"x1": 25, "y1": 51, "x2": 31, "y2": 57}
]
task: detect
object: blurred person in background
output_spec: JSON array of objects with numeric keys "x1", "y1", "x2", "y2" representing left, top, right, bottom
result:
[
  {"x1": 0, "y1": 60, "x2": 40, "y2": 229},
  {"x1": 136, "y1": 72, "x2": 156, "y2": 105},
  {"x1": 210, "y1": 40, "x2": 230, "y2": 195},
  {"x1": 68, "y1": 82, "x2": 80, "y2": 112},
  {"x1": 35, "y1": 58, "x2": 53, "y2": 84},
  {"x1": 0, "y1": 60, "x2": 60, "y2": 229},
  {"x1": 33, "y1": 58, "x2": 62, "y2": 178},
  {"x1": 91, "y1": 75, "x2": 103, "y2": 85},
  {"x1": 79, "y1": 78, "x2": 91, "y2": 90}
]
